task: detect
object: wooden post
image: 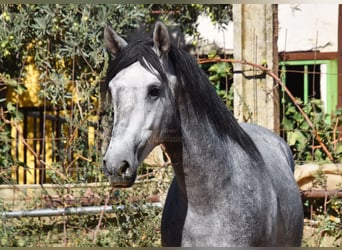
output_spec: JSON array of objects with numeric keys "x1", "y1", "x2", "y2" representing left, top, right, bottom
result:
[
  {"x1": 338, "y1": 4, "x2": 342, "y2": 140},
  {"x1": 233, "y1": 4, "x2": 279, "y2": 132},
  {"x1": 272, "y1": 4, "x2": 280, "y2": 134},
  {"x1": 338, "y1": 5, "x2": 342, "y2": 109}
]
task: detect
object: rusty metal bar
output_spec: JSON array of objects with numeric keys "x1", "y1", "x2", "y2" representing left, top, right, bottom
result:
[{"x1": 301, "y1": 189, "x2": 342, "y2": 199}]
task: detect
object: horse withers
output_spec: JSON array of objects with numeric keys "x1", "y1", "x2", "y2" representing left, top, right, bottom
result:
[{"x1": 102, "y1": 21, "x2": 304, "y2": 246}]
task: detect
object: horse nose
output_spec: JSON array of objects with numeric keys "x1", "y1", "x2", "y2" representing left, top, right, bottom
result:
[
  {"x1": 103, "y1": 159, "x2": 131, "y2": 177},
  {"x1": 102, "y1": 159, "x2": 113, "y2": 175},
  {"x1": 118, "y1": 161, "x2": 130, "y2": 176}
]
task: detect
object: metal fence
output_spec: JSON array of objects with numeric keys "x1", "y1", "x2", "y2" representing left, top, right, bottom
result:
[{"x1": 3, "y1": 105, "x2": 100, "y2": 185}]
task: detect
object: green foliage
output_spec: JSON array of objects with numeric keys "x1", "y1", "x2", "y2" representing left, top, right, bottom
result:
[
  {"x1": 0, "y1": 4, "x2": 233, "y2": 185},
  {"x1": 0, "y1": 4, "x2": 232, "y2": 78},
  {"x1": 0, "y1": 116, "x2": 13, "y2": 184},
  {"x1": 282, "y1": 98, "x2": 342, "y2": 163},
  {"x1": 0, "y1": 4, "x2": 154, "y2": 185},
  {"x1": 0, "y1": 4, "x2": 149, "y2": 76},
  {"x1": 199, "y1": 52, "x2": 234, "y2": 111},
  {"x1": 208, "y1": 61, "x2": 233, "y2": 108}
]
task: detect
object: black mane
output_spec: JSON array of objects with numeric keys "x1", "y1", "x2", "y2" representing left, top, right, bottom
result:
[
  {"x1": 103, "y1": 37, "x2": 263, "y2": 164},
  {"x1": 168, "y1": 47, "x2": 263, "y2": 163}
]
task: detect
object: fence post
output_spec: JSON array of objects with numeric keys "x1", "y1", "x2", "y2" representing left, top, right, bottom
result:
[{"x1": 233, "y1": 4, "x2": 279, "y2": 132}]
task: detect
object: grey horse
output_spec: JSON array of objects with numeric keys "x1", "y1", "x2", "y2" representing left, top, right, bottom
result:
[{"x1": 102, "y1": 21, "x2": 304, "y2": 247}]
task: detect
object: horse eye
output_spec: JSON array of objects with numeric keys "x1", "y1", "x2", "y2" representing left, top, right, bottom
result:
[{"x1": 148, "y1": 87, "x2": 160, "y2": 99}]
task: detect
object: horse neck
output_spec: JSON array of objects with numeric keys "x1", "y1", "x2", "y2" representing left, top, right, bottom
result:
[{"x1": 164, "y1": 96, "x2": 234, "y2": 207}]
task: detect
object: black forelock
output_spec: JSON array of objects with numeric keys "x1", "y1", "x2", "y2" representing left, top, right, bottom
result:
[{"x1": 103, "y1": 38, "x2": 167, "y2": 94}]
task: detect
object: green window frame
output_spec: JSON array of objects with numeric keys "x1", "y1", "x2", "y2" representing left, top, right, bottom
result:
[{"x1": 279, "y1": 59, "x2": 338, "y2": 123}]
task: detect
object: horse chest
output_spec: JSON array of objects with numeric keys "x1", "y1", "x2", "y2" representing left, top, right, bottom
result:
[
  {"x1": 180, "y1": 192, "x2": 276, "y2": 247},
  {"x1": 182, "y1": 209, "x2": 224, "y2": 243}
]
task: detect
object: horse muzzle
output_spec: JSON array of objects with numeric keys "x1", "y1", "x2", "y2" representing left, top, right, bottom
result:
[{"x1": 103, "y1": 160, "x2": 137, "y2": 188}]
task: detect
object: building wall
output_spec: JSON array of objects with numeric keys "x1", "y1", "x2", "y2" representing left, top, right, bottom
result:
[{"x1": 278, "y1": 4, "x2": 338, "y2": 53}]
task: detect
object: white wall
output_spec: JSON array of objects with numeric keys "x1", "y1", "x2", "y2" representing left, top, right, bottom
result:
[
  {"x1": 185, "y1": 14, "x2": 234, "y2": 54},
  {"x1": 278, "y1": 4, "x2": 338, "y2": 52}
]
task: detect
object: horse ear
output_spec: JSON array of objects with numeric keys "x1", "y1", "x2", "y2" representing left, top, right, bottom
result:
[
  {"x1": 153, "y1": 21, "x2": 170, "y2": 56},
  {"x1": 104, "y1": 24, "x2": 128, "y2": 56}
]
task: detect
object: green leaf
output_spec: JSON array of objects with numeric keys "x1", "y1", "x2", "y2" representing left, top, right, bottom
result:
[
  {"x1": 299, "y1": 121, "x2": 310, "y2": 131},
  {"x1": 32, "y1": 17, "x2": 48, "y2": 31},
  {"x1": 208, "y1": 50, "x2": 217, "y2": 59},
  {"x1": 314, "y1": 150, "x2": 323, "y2": 161},
  {"x1": 208, "y1": 75, "x2": 219, "y2": 82},
  {"x1": 3, "y1": 78, "x2": 18, "y2": 88},
  {"x1": 208, "y1": 62, "x2": 230, "y2": 75},
  {"x1": 292, "y1": 112, "x2": 303, "y2": 123},
  {"x1": 282, "y1": 116, "x2": 294, "y2": 130},
  {"x1": 208, "y1": 63, "x2": 218, "y2": 72},
  {"x1": 6, "y1": 102, "x2": 16, "y2": 113},
  {"x1": 285, "y1": 105, "x2": 296, "y2": 115},
  {"x1": 287, "y1": 130, "x2": 307, "y2": 151},
  {"x1": 335, "y1": 144, "x2": 342, "y2": 154}
]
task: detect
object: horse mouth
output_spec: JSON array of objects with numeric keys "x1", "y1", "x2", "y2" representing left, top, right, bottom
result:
[
  {"x1": 110, "y1": 182, "x2": 133, "y2": 188},
  {"x1": 109, "y1": 176, "x2": 136, "y2": 188}
]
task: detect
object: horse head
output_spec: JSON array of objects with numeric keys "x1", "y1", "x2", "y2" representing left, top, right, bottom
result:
[{"x1": 102, "y1": 22, "x2": 178, "y2": 187}]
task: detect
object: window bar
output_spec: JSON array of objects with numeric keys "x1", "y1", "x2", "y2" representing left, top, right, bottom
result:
[
  {"x1": 280, "y1": 65, "x2": 287, "y2": 104},
  {"x1": 39, "y1": 109, "x2": 45, "y2": 184},
  {"x1": 23, "y1": 110, "x2": 27, "y2": 184},
  {"x1": 33, "y1": 110, "x2": 38, "y2": 184},
  {"x1": 15, "y1": 117, "x2": 19, "y2": 184},
  {"x1": 304, "y1": 65, "x2": 309, "y2": 104},
  {"x1": 280, "y1": 65, "x2": 287, "y2": 138}
]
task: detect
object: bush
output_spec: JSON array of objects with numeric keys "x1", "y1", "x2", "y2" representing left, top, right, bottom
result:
[{"x1": 282, "y1": 98, "x2": 342, "y2": 164}]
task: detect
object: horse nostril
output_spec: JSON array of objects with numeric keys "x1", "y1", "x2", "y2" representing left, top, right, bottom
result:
[
  {"x1": 103, "y1": 159, "x2": 113, "y2": 175},
  {"x1": 118, "y1": 161, "x2": 130, "y2": 176}
]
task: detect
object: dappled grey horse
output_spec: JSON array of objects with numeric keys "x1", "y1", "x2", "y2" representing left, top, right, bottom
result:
[{"x1": 102, "y1": 21, "x2": 304, "y2": 246}]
